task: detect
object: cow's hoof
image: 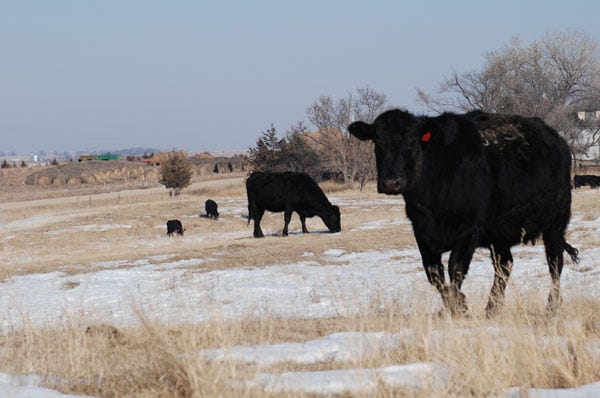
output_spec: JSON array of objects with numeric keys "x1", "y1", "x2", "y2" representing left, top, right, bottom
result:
[
  {"x1": 485, "y1": 299, "x2": 503, "y2": 318},
  {"x1": 436, "y1": 307, "x2": 451, "y2": 319},
  {"x1": 441, "y1": 286, "x2": 469, "y2": 318},
  {"x1": 546, "y1": 293, "x2": 562, "y2": 316}
]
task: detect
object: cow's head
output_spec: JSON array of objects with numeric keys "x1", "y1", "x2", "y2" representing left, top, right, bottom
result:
[
  {"x1": 323, "y1": 205, "x2": 341, "y2": 233},
  {"x1": 348, "y1": 109, "x2": 422, "y2": 194},
  {"x1": 349, "y1": 110, "x2": 483, "y2": 195}
]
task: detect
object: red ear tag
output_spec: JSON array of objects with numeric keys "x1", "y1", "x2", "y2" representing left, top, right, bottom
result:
[{"x1": 421, "y1": 131, "x2": 432, "y2": 142}]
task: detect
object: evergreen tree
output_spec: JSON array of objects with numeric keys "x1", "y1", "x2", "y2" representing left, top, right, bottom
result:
[
  {"x1": 247, "y1": 124, "x2": 285, "y2": 172},
  {"x1": 248, "y1": 122, "x2": 323, "y2": 178},
  {"x1": 159, "y1": 151, "x2": 193, "y2": 196}
]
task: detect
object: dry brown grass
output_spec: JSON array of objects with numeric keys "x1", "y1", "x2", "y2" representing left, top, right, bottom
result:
[
  {"x1": 1, "y1": 297, "x2": 599, "y2": 397},
  {"x1": 1, "y1": 175, "x2": 599, "y2": 396}
]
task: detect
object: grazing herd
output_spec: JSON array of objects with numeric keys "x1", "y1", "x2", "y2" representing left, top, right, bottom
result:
[
  {"x1": 166, "y1": 171, "x2": 342, "y2": 239},
  {"x1": 162, "y1": 108, "x2": 596, "y2": 317}
]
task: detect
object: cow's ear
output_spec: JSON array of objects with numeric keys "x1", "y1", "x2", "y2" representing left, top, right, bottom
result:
[{"x1": 348, "y1": 121, "x2": 374, "y2": 141}]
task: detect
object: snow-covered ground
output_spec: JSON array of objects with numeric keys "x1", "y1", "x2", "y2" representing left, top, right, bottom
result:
[{"x1": 1, "y1": 191, "x2": 599, "y2": 397}]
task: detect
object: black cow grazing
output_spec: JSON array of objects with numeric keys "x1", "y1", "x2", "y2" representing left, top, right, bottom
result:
[
  {"x1": 166, "y1": 219, "x2": 185, "y2": 236},
  {"x1": 574, "y1": 174, "x2": 600, "y2": 189},
  {"x1": 349, "y1": 109, "x2": 578, "y2": 317},
  {"x1": 246, "y1": 171, "x2": 341, "y2": 238},
  {"x1": 205, "y1": 199, "x2": 219, "y2": 219}
]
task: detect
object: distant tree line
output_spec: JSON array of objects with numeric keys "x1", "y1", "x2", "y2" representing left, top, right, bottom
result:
[{"x1": 1, "y1": 160, "x2": 28, "y2": 168}]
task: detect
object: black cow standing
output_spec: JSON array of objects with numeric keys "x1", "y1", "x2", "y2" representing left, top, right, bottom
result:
[
  {"x1": 246, "y1": 171, "x2": 341, "y2": 238},
  {"x1": 205, "y1": 199, "x2": 219, "y2": 219},
  {"x1": 574, "y1": 174, "x2": 600, "y2": 189},
  {"x1": 166, "y1": 219, "x2": 185, "y2": 236},
  {"x1": 349, "y1": 109, "x2": 578, "y2": 317}
]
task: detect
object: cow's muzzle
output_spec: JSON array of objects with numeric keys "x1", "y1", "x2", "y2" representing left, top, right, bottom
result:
[{"x1": 379, "y1": 177, "x2": 406, "y2": 194}]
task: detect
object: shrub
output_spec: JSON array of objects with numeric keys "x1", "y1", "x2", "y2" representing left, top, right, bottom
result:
[{"x1": 159, "y1": 151, "x2": 193, "y2": 196}]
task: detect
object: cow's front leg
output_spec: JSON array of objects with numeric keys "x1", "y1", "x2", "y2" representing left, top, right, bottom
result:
[
  {"x1": 282, "y1": 208, "x2": 292, "y2": 236},
  {"x1": 445, "y1": 234, "x2": 477, "y2": 316},
  {"x1": 418, "y1": 246, "x2": 445, "y2": 297},
  {"x1": 299, "y1": 214, "x2": 309, "y2": 233}
]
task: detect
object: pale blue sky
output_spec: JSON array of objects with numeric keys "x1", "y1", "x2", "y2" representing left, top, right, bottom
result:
[{"x1": 1, "y1": 1, "x2": 599, "y2": 154}]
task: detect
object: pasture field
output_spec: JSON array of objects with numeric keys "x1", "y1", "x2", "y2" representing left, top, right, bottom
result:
[{"x1": 0, "y1": 174, "x2": 599, "y2": 397}]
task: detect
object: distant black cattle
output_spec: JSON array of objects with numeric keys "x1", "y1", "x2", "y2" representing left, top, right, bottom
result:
[
  {"x1": 349, "y1": 109, "x2": 578, "y2": 317},
  {"x1": 574, "y1": 174, "x2": 600, "y2": 189},
  {"x1": 246, "y1": 171, "x2": 341, "y2": 238},
  {"x1": 166, "y1": 219, "x2": 185, "y2": 236},
  {"x1": 205, "y1": 199, "x2": 219, "y2": 219}
]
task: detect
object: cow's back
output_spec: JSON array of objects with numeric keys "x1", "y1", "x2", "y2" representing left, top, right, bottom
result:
[
  {"x1": 466, "y1": 112, "x2": 572, "y2": 244},
  {"x1": 246, "y1": 171, "x2": 329, "y2": 212}
]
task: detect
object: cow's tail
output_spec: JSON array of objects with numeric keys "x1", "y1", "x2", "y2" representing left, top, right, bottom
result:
[
  {"x1": 563, "y1": 241, "x2": 579, "y2": 264},
  {"x1": 247, "y1": 205, "x2": 252, "y2": 227}
]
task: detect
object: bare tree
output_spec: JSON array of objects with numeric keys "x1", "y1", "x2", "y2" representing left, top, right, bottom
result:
[
  {"x1": 417, "y1": 30, "x2": 600, "y2": 158},
  {"x1": 306, "y1": 87, "x2": 387, "y2": 186}
]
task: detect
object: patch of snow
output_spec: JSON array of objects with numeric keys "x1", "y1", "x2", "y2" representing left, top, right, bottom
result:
[
  {"x1": 507, "y1": 382, "x2": 600, "y2": 398},
  {"x1": 0, "y1": 373, "x2": 90, "y2": 398},
  {"x1": 241, "y1": 362, "x2": 450, "y2": 395},
  {"x1": 322, "y1": 249, "x2": 345, "y2": 257},
  {"x1": 201, "y1": 331, "x2": 407, "y2": 365},
  {"x1": 353, "y1": 218, "x2": 409, "y2": 231}
]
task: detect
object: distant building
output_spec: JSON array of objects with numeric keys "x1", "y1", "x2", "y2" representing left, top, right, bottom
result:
[
  {"x1": 573, "y1": 109, "x2": 600, "y2": 166},
  {"x1": 577, "y1": 110, "x2": 600, "y2": 122}
]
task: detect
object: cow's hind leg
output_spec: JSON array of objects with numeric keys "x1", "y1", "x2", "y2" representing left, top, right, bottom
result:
[
  {"x1": 485, "y1": 245, "x2": 513, "y2": 317},
  {"x1": 544, "y1": 232, "x2": 565, "y2": 315},
  {"x1": 282, "y1": 208, "x2": 293, "y2": 236},
  {"x1": 253, "y1": 208, "x2": 265, "y2": 238}
]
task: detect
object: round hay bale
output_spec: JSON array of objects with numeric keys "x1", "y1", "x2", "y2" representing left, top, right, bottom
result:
[
  {"x1": 81, "y1": 174, "x2": 96, "y2": 184},
  {"x1": 67, "y1": 177, "x2": 81, "y2": 186},
  {"x1": 37, "y1": 175, "x2": 51, "y2": 186},
  {"x1": 52, "y1": 176, "x2": 66, "y2": 186},
  {"x1": 145, "y1": 169, "x2": 159, "y2": 181},
  {"x1": 25, "y1": 174, "x2": 38, "y2": 185},
  {"x1": 193, "y1": 152, "x2": 214, "y2": 160},
  {"x1": 95, "y1": 171, "x2": 107, "y2": 182}
]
